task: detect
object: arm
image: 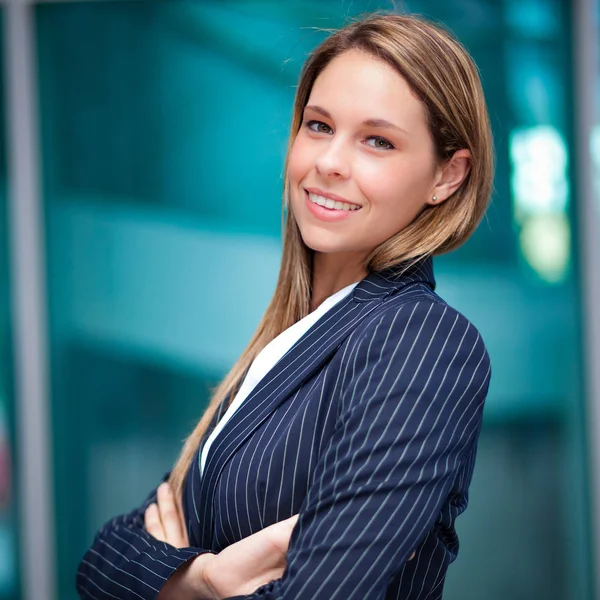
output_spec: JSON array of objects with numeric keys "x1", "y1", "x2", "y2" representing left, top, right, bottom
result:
[
  {"x1": 223, "y1": 300, "x2": 491, "y2": 600},
  {"x1": 76, "y1": 473, "x2": 210, "y2": 600}
]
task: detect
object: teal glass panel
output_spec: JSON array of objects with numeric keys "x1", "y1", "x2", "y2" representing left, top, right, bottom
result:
[
  {"x1": 35, "y1": 1, "x2": 590, "y2": 599},
  {"x1": 0, "y1": 8, "x2": 19, "y2": 600}
]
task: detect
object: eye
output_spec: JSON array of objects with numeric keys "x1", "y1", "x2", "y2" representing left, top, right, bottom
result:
[
  {"x1": 305, "y1": 120, "x2": 333, "y2": 135},
  {"x1": 365, "y1": 136, "x2": 395, "y2": 150}
]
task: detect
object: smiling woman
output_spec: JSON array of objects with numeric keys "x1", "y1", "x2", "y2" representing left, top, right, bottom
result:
[{"x1": 76, "y1": 12, "x2": 494, "y2": 600}]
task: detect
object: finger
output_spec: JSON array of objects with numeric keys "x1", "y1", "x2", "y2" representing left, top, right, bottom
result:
[
  {"x1": 144, "y1": 503, "x2": 167, "y2": 542},
  {"x1": 409, "y1": 551, "x2": 416, "y2": 561},
  {"x1": 282, "y1": 514, "x2": 299, "y2": 533},
  {"x1": 157, "y1": 483, "x2": 187, "y2": 548},
  {"x1": 265, "y1": 514, "x2": 299, "y2": 554}
]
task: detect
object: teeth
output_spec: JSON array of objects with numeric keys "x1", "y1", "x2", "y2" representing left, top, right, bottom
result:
[{"x1": 307, "y1": 192, "x2": 360, "y2": 211}]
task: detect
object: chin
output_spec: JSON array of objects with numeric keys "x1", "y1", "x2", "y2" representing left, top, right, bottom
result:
[{"x1": 298, "y1": 229, "x2": 355, "y2": 255}]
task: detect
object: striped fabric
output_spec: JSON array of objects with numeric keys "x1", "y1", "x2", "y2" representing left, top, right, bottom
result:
[{"x1": 76, "y1": 257, "x2": 491, "y2": 600}]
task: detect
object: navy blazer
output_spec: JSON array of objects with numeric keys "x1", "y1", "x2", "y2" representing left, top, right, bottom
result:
[{"x1": 76, "y1": 258, "x2": 491, "y2": 600}]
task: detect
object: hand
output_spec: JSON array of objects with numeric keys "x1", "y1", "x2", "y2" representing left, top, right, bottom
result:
[
  {"x1": 196, "y1": 516, "x2": 415, "y2": 598},
  {"x1": 146, "y1": 483, "x2": 296, "y2": 599},
  {"x1": 144, "y1": 482, "x2": 189, "y2": 548},
  {"x1": 156, "y1": 514, "x2": 299, "y2": 600},
  {"x1": 147, "y1": 483, "x2": 414, "y2": 599},
  {"x1": 193, "y1": 514, "x2": 299, "y2": 599}
]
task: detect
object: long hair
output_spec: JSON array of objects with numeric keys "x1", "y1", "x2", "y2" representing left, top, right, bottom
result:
[{"x1": 169, "y1": 12, "x2": 494, "y2": 499}]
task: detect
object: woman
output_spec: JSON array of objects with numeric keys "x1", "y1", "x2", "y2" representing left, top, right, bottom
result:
[{"x1": 77, "y1": 12, "x2": 493, "y2": 600}]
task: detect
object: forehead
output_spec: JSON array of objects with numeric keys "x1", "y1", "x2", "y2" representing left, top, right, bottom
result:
[{"x1": 307, "y1": 49, "x2": 427, "y2": 129}]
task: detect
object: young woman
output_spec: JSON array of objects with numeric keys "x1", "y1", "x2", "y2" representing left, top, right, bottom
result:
[{"x1": 77, "y1": 12, "x2": 493, "y2": 600}]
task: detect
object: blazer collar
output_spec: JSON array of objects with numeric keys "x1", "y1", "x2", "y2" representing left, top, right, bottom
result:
[
  {"x1": 192, "y1": 255, "x2": 435, "y2": 549},
  {"x1": 196, "y1": 258, "x2": 435, "y2": 451},
  {"x1": 353, "y1": 256, "x2": 436, "y2": 302}
]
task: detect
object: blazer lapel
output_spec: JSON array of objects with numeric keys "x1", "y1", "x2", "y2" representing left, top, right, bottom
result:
[{"x1": 195, "y1": 257, "x2": 436, "y2": 548}]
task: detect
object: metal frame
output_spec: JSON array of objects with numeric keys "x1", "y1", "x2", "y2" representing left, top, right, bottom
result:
[
  {"x1": 573, "y1": 0, "x2": 600, "y2": 595},
  {"x1": 3, "y1": 2, "x2": 56, "y2": 600}
]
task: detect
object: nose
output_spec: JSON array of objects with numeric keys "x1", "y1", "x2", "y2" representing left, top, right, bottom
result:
[{"x1": 314, "y1": 138, "x2": 351, "y2": 179}]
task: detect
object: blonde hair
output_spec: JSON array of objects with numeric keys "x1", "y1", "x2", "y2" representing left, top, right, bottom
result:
[{"x1": 169, "y1": 12, "x2": 494, "y2": 498}]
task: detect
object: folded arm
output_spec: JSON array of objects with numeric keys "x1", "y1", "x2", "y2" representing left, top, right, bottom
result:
[{"x1": 76, "y1": 472, "x2": 209, "y2": 600}]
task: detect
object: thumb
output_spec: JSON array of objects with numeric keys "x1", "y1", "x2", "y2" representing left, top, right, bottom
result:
[
  {"x1": 282, "y1": 514, "x2": 299, "y2": 533},
  {"x1": 267, "y1": 514, "x2": 299, "y2": 550}
]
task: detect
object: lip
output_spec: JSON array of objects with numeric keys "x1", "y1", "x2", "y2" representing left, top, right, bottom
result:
[
  {"x1": 304, "y1": 189, "x2": 359, "y2": 222},
  {"x1": 304, "y1": 187, "x2": 362, "y2": 208}
]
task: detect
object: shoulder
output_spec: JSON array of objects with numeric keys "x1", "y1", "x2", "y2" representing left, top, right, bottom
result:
[
  {"x1": 354, "y1": 281, "x2": 488, "y2": 360},
  {"x1": 340, "y1": 282, "x2": 491, "y2": 410}
]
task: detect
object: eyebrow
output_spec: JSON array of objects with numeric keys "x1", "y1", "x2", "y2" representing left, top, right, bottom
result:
[{"x1": 304, "y1": 104, "x2": 409, "y2": 136}]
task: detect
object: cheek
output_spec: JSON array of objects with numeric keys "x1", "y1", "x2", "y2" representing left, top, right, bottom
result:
[
  {"x1": 357, "y1": 156, "x2": 434, "y2": 209},
  {"x1": 287, "y1": 136, "x2": 313, "y2": 185},
  {"x1": 356, "y1": 164, "x2": 409, "y2": 211},
  {"x1": 354, "y1": 166, "x2": 434, "y2": 242}
]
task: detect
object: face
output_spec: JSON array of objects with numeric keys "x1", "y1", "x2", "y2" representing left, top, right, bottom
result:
[{"x1": 287, "y1": 49, "x2": 443, "y2": 260}]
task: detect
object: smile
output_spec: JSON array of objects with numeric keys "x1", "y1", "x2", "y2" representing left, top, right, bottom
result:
[
  {"x1": 303, "y1": 189, "x2": 360, "y2": 223},
  {"x1": 306, "y1": 192, "x2": 361, "y2": 212}
]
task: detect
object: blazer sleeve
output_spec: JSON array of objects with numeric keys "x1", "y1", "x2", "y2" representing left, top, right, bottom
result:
[
  {"x1": 226, "y1": 299, "x2": 491, "y2": 600},
  {"x1": 76, "y1": 472, "x2": 210, "y2": 600}
]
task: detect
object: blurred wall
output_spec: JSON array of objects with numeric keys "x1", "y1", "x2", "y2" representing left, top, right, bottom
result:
[{"x1": 1, "y1": 1, "x2": 599, "y2": 599}]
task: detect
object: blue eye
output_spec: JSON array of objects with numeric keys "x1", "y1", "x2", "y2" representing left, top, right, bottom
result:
[
  {"x1": 305, "y1": 120, "x2": 333, "y2": 134},
  {"x1": 365, "y1": 136, "x2": 395, "y2": 150}
]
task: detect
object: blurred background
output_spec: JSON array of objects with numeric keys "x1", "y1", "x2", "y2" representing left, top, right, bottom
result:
[{"x1": 0, "y1": 0, "x2": 599, "y2": 599}]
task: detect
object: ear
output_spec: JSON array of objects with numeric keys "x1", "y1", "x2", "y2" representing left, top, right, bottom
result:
[{"x1": 426, "y1": 149, "x2": 472, "y2": 206}]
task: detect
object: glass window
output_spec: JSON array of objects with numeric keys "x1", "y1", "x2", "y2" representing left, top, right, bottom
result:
[{"x1": 35, "y1": 2, "x2": 591, "y2": 599}]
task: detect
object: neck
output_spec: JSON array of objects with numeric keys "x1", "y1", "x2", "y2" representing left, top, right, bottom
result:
[{"x1": 310, "y1": 251, "x2": 368, "y2": 312}]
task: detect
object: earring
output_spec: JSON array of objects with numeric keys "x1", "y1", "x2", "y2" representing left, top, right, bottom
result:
[{"x1": 432, "y1": 195, "x2": 438, "y2": 202}]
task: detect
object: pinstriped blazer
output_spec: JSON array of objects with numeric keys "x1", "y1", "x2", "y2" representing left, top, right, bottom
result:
[{"x1": 76, "y1": 257, "x2": 491, "y2": 600}]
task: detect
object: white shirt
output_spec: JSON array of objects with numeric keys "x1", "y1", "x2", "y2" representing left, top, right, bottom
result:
[{"x1": 200, "y1": 281, "x2": 359, "y2": 476}]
